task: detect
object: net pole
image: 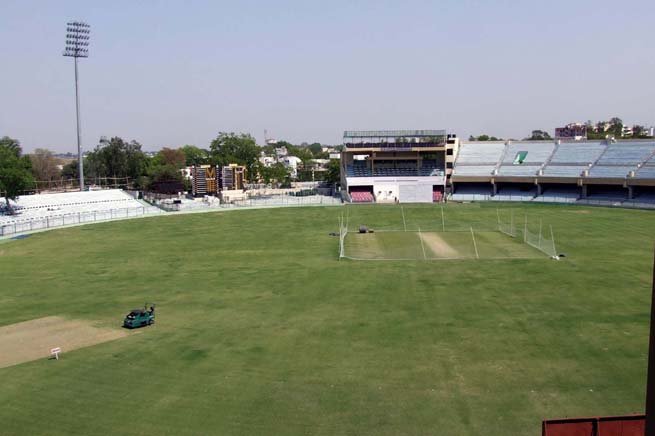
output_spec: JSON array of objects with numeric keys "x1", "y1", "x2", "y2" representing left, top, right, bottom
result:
[
  {"x1": 511, "y1": 210, "x2": 514, "y2": 237},
  {"x1": 339, "y1": 213, "x2": 347, "y2": 260},
  {"x1": 550, "y1": 225, "x2": 557, "y2": 257},
  {"x1": 524, "y1": 215, "x2": 528, "y2": 243},
  {"x1": 441, "y1": 206, "x2": 446, "y2": 232},
  {"x1": 346, "y1": 206, "x2": 350, "y2": 231},
  {"x1": 539, "y1": 219, "x2": 543, "y2": 248},
  {"x1": 338, "y1": 214, "x2": 342, "y2": 259},
  {"x1": 401, "y1": 205, "x2": 407, "y2": 231},
  {"x1": 496, "y1": 208, "x2": 501, "y2": 232}
]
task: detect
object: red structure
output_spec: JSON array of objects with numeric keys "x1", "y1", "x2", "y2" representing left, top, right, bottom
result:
[{"x1": 542, "y1": 414, "x2": 645, "y2": 436}]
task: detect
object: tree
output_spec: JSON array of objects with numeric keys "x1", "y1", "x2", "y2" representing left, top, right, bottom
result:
[
  {"x1": 86, "y1": 137, "x2": 148, "y2": 183},
  {"x1": 209, "y1": 132, "x2": 259, "y2": 178},
  {"x1": 284, "y1": 143, "x2": 313, "y2": 164},
  {"x1": 0, "y1": 137, "x2": 34, "y2": 211},
  {"x1": 180, "y1": 145, "x2": 209, "y2": 166},
  {"x1": 61, "y1": 160, "x2": 78, "y2": 180},
  {"x1": 155, "y1": 147, "x2": 186, "y2": 169},
  {"x1": 609, "y1": 117, "x2": 623, "y2": 137},
  {"x1": 469, "y1": 134, "x2": 502, "y2": 141},
  {"x1": 526, "y1": 130, "x2": 552, "y2": 141},
  {"x1": 147, "y1": 164, "x2": 183, "y2": 185},
  {"x1": 308, "y1": 143, "x2": 324, "y2": 157},
  {"x1": 260, "y1": 144, "x2": 277, "y2": 157},
  {"x1": 0, "y1": 136, "x2": 22, "y2": 156},
  {"x1": 632, "y1": 125, "x2": 646, "y2": 138},
  {"x1": 609, "y1": 117, "x2": 623, "y2": 127},
  {"x1": 325, "y1": 159, "x2": 341, "y2": 185},
  {"x1": 258, "y1": 162, "x2": 289, "y2": 186},
  {"x1": 29, "y1": 148, "x2": 61, "y2": 181}
]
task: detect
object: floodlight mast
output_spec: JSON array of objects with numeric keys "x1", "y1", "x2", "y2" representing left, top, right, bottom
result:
[{"x1": 63, "y1": 21, "x2": 90, "y2": 191}]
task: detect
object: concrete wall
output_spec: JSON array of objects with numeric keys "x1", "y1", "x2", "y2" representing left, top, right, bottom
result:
[{"x1": 374, "y1": 183, "x2": 399, "y2": 203}]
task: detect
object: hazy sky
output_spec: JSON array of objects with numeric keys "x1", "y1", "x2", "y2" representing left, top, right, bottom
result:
[{"x1": 2, "y1": 0, "x2": 654, "y2": 152}]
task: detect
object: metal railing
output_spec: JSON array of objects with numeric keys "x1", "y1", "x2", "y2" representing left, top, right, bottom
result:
[
  {"x1": 158, "y1": 195, "x2": 342, "y2": 212},
  {"x1": 0, "y1": 206, "x2": 163, "y2": 237},
  {"x1": 450, "y1": 193, "x2": 655, "y2": 209}
]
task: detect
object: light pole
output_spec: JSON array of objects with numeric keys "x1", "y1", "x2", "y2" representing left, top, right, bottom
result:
[{"x1": 63, "y1": 21, "x2": 90, "y2": 191}]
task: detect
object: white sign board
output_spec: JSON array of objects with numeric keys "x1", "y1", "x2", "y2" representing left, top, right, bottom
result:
[{"x1": 50, "y1": 347, "x2": 61, "y2": 360}]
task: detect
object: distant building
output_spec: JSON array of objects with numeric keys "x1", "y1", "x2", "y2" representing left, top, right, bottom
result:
[
  {"x1": 555, "y1": 123, "x2": 587, "y2": 140},
  {"x1": 282, "y1": 156, "x2": 302, "y2": 178},
  {"x1": 258, "y1": 156, "x2": 276, "y2": 167},
  {"x1": 275, "y1": 146, "x2": 288, "y2": 158},
  {"x1": 311, "y1": 158, "x2": 329, "y2": 167}
]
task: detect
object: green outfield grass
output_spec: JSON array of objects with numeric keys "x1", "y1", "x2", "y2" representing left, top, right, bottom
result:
[{"x1": 1, "y1": 202, "x2": 654, "y2": 435}]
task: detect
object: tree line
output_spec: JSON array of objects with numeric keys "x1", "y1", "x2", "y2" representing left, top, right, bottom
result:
[
  {"x1": 469, "y1": 117, "x2": 653, "y2": 142},
  {"x1": 468, "y1": 130, "x2": 552, "y2": 142},
  {"x1": 1, "y1": 132, "x2": 342, "y2": 210}
]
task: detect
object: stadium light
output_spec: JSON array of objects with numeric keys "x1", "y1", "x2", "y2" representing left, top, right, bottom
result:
[{"x1": 63, "y1": 21, "x2": 91, "y2": 191}]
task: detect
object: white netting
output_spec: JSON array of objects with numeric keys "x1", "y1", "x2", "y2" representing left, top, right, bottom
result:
[
  {"x1": 338, "y1": 206, "x2": 559, "y2": 261},
  {"x1": 522, "y1": 220, "x2": 557, "y2": 257},
  {"x1": 497, "y1": 209, "x2": 517, "y2": 237},
  {"x1": 338, "y1": 215, "x2": 348, "y2": 259}
]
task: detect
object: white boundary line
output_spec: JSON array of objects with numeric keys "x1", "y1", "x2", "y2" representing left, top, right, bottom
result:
[
  {"x1": 340, "y1": 254, "x2": 543, "y2": 261},
  {"x1": 470, "y1": 226, "x2": 480, "y2": 259},
  {"x1": 401, "y1": 205, "x2": 407, "y2": 231},
  {"x1": 418, "y1": 227, "x2": 427, "y2": 260},
  {"x1": 364, "y1": 229, "x2": 516, "y2": 234}
]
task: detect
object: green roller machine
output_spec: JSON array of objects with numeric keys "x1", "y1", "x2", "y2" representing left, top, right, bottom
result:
[{"x1": 123, "y1": 303, "x2": 155, "y2": 329}]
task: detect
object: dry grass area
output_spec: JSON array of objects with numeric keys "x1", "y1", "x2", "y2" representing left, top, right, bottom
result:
[
  {"x1": 0, "y1": 316, "x2": 129, "y2": 369},
  {"x1": 418, "y1": 231, "x2": 460, "y2": 258}
]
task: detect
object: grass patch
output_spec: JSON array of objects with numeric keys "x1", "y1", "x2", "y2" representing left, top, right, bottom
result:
[{"x1": 0, "y1": 203, "x2": 653, "y2": 435}]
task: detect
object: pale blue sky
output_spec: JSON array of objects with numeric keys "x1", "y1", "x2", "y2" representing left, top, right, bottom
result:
[{"x1": 1, "y1": 0, "x2": 654, "y2": 152}]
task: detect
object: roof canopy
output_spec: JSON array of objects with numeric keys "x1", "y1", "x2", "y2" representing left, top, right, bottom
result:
[{"x1": 343, "y1": 130, "x2": 446, "y2": 139}]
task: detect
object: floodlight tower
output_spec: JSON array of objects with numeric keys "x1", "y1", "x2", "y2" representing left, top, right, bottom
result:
[{"x1": 63, "y1": 21, "x2": 90, "y2": 191}]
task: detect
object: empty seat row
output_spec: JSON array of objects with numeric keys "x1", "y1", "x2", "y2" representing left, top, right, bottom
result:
[
  {"x1": 636, "y1": 165, "x2": 655, "y2": 179},
  {"x1": 541, "y1": 165, "x2": 588, "y2": 177},
  {"x1": 452, "y1": 165, "x2": 495, "y2": 176},
  {"x1": 1, "y1": 189, "x2": 145, "y2": 225},
  {"x1": 588, "y1": 166, "x2": 635, "y2": 178},
  {"x1": 350, "y1": 191, "x2": 374, "y2": 203},
  {"x1": 346, "y1": 165, "x2": 444, "y2": 177},
  {"x1": 496, "y1": 165, "x2": 541, "y2": 176},
  {"x1": 502, "y1": 142, "x2": 556, "y2": 164},
  {"x1": 550, "y1": 142, "x2": 606, "y2": 164},
  {"x1": 596, "y1": 143, "x2": 655, "y2": 165},
  {"x1": 456, "y1": 142, "x2": 506, "y2": 164},
  {"x1": 455, "y1": 140, "x2": 655, "y2": 180}
]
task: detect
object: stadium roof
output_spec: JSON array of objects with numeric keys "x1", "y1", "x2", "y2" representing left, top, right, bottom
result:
[{"x1": 343, "y1": 130, "x2": 447, "y2": 139}]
